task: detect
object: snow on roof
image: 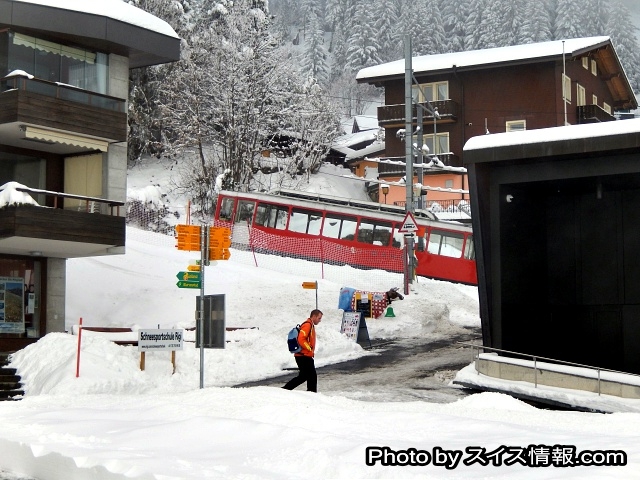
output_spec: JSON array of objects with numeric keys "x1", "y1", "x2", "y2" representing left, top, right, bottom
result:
[
  {"x1": 14, "y1": 0, "x2": 179, "y2": 39},
  {"x1": 464, "y1": 117, "x2": 640, "y2": 152},
  {"x1": 352, "y1": 115, "x2": 380, "y2": 131},
  {"x1": 357, "y1": 36, "x2": 610, "y2": 81},
  {"x1": 332, "y1": 130, "x2": 378, "y2": 150},
  {"x1": 345, "y1": 141, "x2": 385, "y2": 160}
]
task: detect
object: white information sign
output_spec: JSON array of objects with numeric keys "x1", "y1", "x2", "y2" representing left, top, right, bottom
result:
[
  {"x1": 138, "y1": 329, "x2": 184, "y2": 351},
  {"x1": 340, "y1": 312, "x2": 362, "y2": 342}
]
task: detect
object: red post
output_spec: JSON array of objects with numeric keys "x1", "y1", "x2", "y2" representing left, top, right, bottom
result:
[{"x1": 75, "y1": 317, "x2": 83, "y2": 378}]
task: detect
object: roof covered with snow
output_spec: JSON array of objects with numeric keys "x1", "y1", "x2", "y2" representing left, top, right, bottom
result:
[
  {"x1": 463, "y1": 118, "x2": 640, "y2": 164},
  {"x1": 357, "y1": 37, "x2": 611, "y2": 82},
  {"x1": 2, "y1": 0, "x2": 180, "y2": 68}
]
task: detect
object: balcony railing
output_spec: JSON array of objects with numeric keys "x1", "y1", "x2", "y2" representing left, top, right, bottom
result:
[
  {"x1": 577, "y1": 104, "x2": 615, "y2": 124},
  {"x1": 0, "y1": 185, "x2": 124, "y2": 216},
  {"x1": 377, "y1": 153, "x2": 462, "y2": 176},
  {"x1": 1, "y1": 76, "x2": 125, "y2": 113},
  {"x1": 378, "y1": 99, "x2": 459, "y2": 126}
]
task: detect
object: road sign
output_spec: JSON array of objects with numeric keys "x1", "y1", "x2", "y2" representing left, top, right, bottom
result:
[
  {"x1": 176, "y1": 239, "x2": 201, "y2": 251},
  {"x1": 302, "y1": 281, "x2": 318, "y2": 289},
  {"x1": 176, "y1": 271, "x2": 201, "y2": 281},
  {"x1": 176, "y1": 225, "x2": 201, "y2": 235},
  {"x1": 209, "y1": 237, "x2": 231, "y2": 248},
  {"x1": 187, "y1": 265, "x2": 201, "y2": 272},
  {"x1": 209, "y1": 248, "x2": 231, "y2": 261},
  {"x1": 176, "y1": 280, "x2": 201, "y2": 289},
  {"x1": 398, "y1": 211, "x2": 418, "y2": 233}
]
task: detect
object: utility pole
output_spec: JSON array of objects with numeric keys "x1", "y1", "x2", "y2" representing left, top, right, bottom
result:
[{"x1": 404, "y1": 34, "x2": 415, "y2": 294}]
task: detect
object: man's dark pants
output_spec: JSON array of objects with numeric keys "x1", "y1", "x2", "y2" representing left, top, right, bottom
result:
[{"x1": 283, "y1": 356, "x2": 317, "y2": 392}]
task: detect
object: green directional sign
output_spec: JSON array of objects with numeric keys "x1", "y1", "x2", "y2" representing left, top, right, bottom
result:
[
  {"x1": 176, "y1": 271, "x2": 201, "y2": 281},
  {"x1": 176, "y1": 280, "x2": 201, "y2": 289}
]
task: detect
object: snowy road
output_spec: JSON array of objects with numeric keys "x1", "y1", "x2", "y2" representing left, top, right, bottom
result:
[{"x1": 237, "y1": 328, "x2": 482, "y2": 402}]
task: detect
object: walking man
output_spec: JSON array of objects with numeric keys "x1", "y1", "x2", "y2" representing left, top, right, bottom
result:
[{"x1": 283, "y1": 309, "x2": 323, "y2": 392}]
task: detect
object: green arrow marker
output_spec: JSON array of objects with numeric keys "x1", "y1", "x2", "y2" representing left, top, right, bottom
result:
[
  {"x1": 176, "y1": 271, "x2": 201, "y2": 281},
  {"x1": 176, "y1": 280, "x2": 201, "y2": 289}
]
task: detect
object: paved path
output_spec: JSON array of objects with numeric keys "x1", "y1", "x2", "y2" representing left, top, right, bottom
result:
[{"x1": 237, "y1": 327, "x2": 482, "y2": 403}]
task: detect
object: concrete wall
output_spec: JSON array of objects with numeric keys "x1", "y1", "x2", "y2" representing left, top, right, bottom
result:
[{"x1": 477, "y1": 357, "x2": 640, "y2": 399}]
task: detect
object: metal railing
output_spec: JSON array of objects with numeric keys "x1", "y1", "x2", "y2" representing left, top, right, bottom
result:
[
  {"x1": 457, "y1": 342, "x2": 640, "y2": 396},
  {"x1": 0, "y1": 185, "x2": 124, "y2": 216}
]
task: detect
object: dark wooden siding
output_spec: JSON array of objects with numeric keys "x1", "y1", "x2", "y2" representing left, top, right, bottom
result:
[
  {"x1": 0, "y1": 206, "x2": 125, "y2": 247},
  {"x1": 0, "y1": 89, "x2": 126, "y2": 142}
]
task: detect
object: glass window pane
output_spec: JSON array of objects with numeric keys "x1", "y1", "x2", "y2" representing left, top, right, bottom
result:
[
  {"x1": 308, "y1": 214, "x2": 322, "y2": 235},
  {"x1": 464, "y1": 236, "x2": 475, "y2": 260},
  {"x1": 438, "y1": 134, "x2": 449, "y2": 153},
  {"x1": 340, "y1": 218, "x2": 357, "y2": 240},
  {"x1": 357, "y1": 220, "x2": 375, "y2": 244},
  {"x1": 427, "y1": 232, "x2": 442, "y2": 254},
  {"x1": 255, "y1": 204, "x2": 270, "y2": 226},
  {"x1": 289, "y1": 209, "x2": 310, "y2": 233},
  {"x1": 373, "y1": 222, "x2": 392, "y2": 246},
  {"x1": 437, "y1": 82, "x2": 448, "y2": 100},
  {"x1": 322, "y1": 215, "x2": 342, "y2": 239},
  {"x1": 219, "y1": 198, "x2": 234, "y2": 221},
  {"x1": 235, "y1": 200, "x2": 255, "y2": 224},
  {"x1": 433, "y1": 230, "x2": 464, "y2": 258},
  {"x1": 273, "y1": 208, "x2": 288, "y2": 230}
]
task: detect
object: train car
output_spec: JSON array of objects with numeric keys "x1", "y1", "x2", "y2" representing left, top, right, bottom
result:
[{"x1": 213, "y1": 189, "x2": 477, "y2": 285}]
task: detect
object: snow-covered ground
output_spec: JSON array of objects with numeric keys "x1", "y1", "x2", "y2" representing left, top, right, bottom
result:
[{"x1": 1, "y1": 160, "x2": 640, "y2": 479}]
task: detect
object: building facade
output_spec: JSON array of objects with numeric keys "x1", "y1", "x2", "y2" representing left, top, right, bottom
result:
[
  {"x1": 356, "y1": 37, "x2": 637, "y2": 210},
  {"x1": 0, "y1": 0, "x2": 180, "y2": 352}
]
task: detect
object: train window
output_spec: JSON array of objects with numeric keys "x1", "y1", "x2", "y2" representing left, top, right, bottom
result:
[
  {"x1": 235, "y1": 200, "x2": 255, "y2": 224},
  {"x1": 464, "y1": 235, "x2": 475, "y2": 260},
  {"x1": 218, "y1": 197, "x2": 235, "y2": 221},
  {"x1": 427, "y1": 229, "x2": 464, "y2": 258},
  {"x1": 255, "y1": 203, "x2": 288, "y2": 230},
  {"x1": 289, "y1": 208, "x2": 322, "y2": 235},
  {"x1": 357, "y1": 220, "x2": 392, "y2": 246},
  {"x1": 392, "y1": 227, "x2": 404, "y2": 248},
  {"x1": 322, "y1": 214, "x2": 357, "y2": 241}
]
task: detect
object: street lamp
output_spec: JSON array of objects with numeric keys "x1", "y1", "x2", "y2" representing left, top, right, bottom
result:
[{"x1": 381, "y1": 184, "x2": 389, "y2": 204}]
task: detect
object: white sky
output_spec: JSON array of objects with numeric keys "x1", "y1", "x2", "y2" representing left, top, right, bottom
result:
[{"x1": 1, "y1": 161, "x2": 640, "y2": 479}]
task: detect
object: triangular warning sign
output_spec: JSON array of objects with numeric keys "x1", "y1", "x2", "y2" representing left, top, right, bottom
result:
[{"x1": 398, "y1": 211, "x2": 418, "y2": 233}]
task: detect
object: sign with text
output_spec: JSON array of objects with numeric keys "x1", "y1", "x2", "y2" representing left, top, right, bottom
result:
[
  {"x1": 340, "y1": 311, "x2": 371, "y2": 348},
  {"x1": 398, "y1": 211, "x2": 418, "y2": 233},
  {"x1": 138, "y1": 329, "x2": 184, "y2": 351}
]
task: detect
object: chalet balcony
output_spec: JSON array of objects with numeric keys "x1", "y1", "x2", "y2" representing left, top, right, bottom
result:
[
  {"x1": 0, "y1": 76, "x2": 127, "y2": 152},
  {"x1": 377, "y1": 100, "x2": 459, "y2": 128},
  {"x1": 577, "y1": 104, "x2": 615, "y2": 124},
  {"x1": 0, "y1": 186, "x2": 125, "y2": 259},
  {"x1": 377, "y1": 153, "x2": 462, "y2": 176}
]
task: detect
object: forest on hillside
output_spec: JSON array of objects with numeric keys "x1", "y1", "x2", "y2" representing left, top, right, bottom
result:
[{"x1": 126, "y1": 0, "x2": 640, "y2": 219}]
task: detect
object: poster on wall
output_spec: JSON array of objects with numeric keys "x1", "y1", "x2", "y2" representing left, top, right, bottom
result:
[{"x1": 0, "y1": 277, "x2": 24, "y2": 334}]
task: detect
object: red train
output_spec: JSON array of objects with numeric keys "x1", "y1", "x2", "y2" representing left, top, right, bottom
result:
[{"x1": 213, "y1": 189, "x2": 477, "y2": 285}]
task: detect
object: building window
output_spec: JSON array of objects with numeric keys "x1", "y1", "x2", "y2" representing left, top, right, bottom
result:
[
  {"x1": 416, "y1": 132, "x2": 449, "y2": 156},
  {"x1": 582, "y1": 57, "x2": 589, "y2": 69},
  {"x1": 506, "y1": 120, "x2": 526, "y2": 132},
  {"x1": 5, "y1": 31, "x2": 109, "y2": 94},
  {"x1": 603, "y1": 102, "x2": 612, "y2": 114},
  {"x1": 592, "y1": 94, "x2": 598, "y2": 105},
  {"x1": 412, "y1": 81, "x2": 448, "y2": 103},
  {"x1": 562, "y1": 74, "x2": 571, "y2": 103},
  {"x1": 444, "y1": 179, "x2": 453, "y2": 188},
  {"x1": 591, "y1": 59, "x2": 597, "y2": 76},
  {"x1": 577, "y1": 84, "x2": 586, "y2": 107}
]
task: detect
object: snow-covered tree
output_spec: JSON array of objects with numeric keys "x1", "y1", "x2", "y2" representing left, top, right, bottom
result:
[
  {"x1": 345, "y1": 2, "x2": 383, "y2": 72},
  {"x1": 520, "y1": 0, "x2": 552, "y2": 44},
  {"x1": 606, "y1": 0, "x2": 640, "y2": 94},
  {"x1": 554, "y1": 0, "x2": 583, "y2": 39},
  {"x1": 442, "y1": 0, "x2": 470, "y2": 52},
  {"x1": 301, "y1": 12, "x2": 330, "y2": 84},
  {"x1": 375, "y1": 0, "x2": 401, "y2": 62}
]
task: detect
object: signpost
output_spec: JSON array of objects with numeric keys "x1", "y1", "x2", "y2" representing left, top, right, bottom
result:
[
  {"x1": 174, "y1": 224, "x2": 232, "y2": 389},
  {"x1": 138, "y1": 328, "x2": 184, "y2": 374},
  {"x1": 302, "y1": 281, "x2": 318, "y2": 309},
  {"x1": 340, "y1": 311, "x2": 371, "y2": 348}
]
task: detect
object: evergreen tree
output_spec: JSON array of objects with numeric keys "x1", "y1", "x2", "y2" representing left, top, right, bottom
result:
[
  {"x1": 345, "y1": 2, "x2": 383, "y2": 72},
  {"x1": 465, "y1": 0, "x2": 492, "y2": 49},
  {"x1": 606, "y1": 0, "x2": 640, "y2": 94},
  {"x1": 583, "y1": 0, "x2": 608, "y2": 37},
  {"x1": 442, "y1": 0, "x2": 470, "y2": 52},
  {"x1": 554, "y1": 0, "x2": 583, "y2": 39},
  {"x1": 375, "y1": 0, "x2": 401, "y2": 62},
  {"x1": 520, "y1": 0, "x2": 552, "y2": 44},
  {"x1": 302, "y1": 12, "x2": 330, "y2": 84}
]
